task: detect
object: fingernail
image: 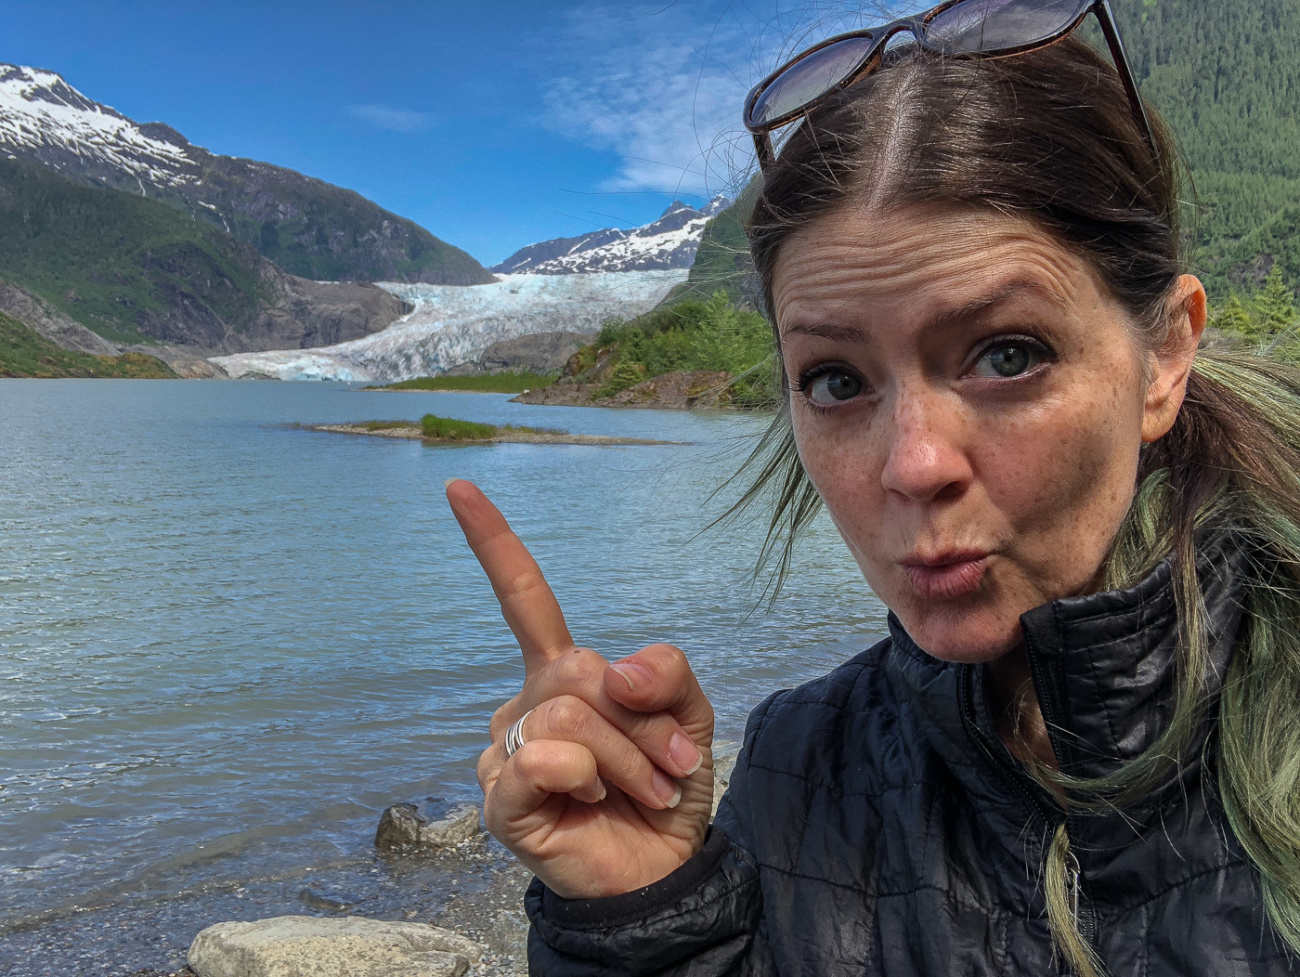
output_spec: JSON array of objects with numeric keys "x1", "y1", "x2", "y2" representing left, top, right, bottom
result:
[
  {"x1": 652, "y1": 770, "x2": 682, "y2": 809},
  {"x1": 609, "y1": 661, "x2": 652, "y2": 691},
  {"x1": 669, "y1": 731, "x2": 703, "y2": 776},
  {"x1": 443, "y1": 478, "x2": 459, "y2": 488},
  {"x1": 595, "y1": 777, "x2": 608, "y2": 803}
]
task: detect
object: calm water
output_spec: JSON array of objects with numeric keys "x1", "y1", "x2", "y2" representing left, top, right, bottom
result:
[{"x1": 0, "y1": 380, "x2": 886, "y2": 935}]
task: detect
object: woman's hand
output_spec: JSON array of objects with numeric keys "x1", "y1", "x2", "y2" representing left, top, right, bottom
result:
[{"x1": 446, "y1": 479, "x2": 715, "y2": 899}]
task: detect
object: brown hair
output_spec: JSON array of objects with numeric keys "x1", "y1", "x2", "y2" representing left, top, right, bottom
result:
[
  {"x1": 737, "y1": 36, "x2": 1300, "y2": 975},
  {"x1": 750, "y1": 38, "x2": 1180, "y2": 338}
]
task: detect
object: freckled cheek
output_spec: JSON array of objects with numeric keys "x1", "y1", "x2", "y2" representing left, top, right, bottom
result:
[
  {"x1": 986, "y1": 396, "x2": 1142, "y2": 573},
  {"x1": 792, "y1": 419, "x2": 892, "y2": 560}
]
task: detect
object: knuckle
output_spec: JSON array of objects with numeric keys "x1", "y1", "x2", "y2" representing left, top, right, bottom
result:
[
  {"x1": 509, "y1": 739, "x2": 545, "y2": 778},
  {"x1": 551, "y1": 646, "x2": 605, "y2": 686},
  {"x1": 539, "y1": 694, "x2": 593, "y2": 739},
  {"x1": 489, "y1": 692, "x2": 526, "y2": 739},
  {"x1": 476, "y1": 746, "x2": 500, "y2": 794},
  {"x1": 641, "y1": 642, "x2": 690, "y2": 675}
]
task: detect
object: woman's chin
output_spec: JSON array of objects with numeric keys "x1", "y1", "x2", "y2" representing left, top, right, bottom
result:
[{"x1": 891, "y1": 599, "x2": 1025, "y2": 664}]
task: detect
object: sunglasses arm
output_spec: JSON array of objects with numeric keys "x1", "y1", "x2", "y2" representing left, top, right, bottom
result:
[{"x1": 1092, "y1": 0, "x2": 1157, "y2": 156}]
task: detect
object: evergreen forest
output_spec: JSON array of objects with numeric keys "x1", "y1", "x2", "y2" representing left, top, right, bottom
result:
[{"x1": 642, "y1": 0, "x2": 1300, "y2": 395}]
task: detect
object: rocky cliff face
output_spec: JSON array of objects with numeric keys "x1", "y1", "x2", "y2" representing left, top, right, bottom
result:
[
  {"x1": 442, "y1": 331, "x2": 598, "y2": 376},
  {"x1": 492, "y1": 197, "x2": 729, "y2": 275},
  {"x1": 0, "y1": 64, "x2": 494, "y2": 285},
  {"x1": 95, "y1": 262, "x2": 411, "y2": 357},
  {"x1": 243, "y1": 265, "x2": 414, "y2": 353},
  {"x1": 0, "y1": 281, "x2": 120, "y2": 356}
]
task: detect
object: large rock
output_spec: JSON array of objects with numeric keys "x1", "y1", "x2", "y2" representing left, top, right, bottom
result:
[
  {"x1": 445, "y1": 330, "x2": 597, "y2": 376},
  {"x1": 188, "y1": 915, "x2": 483, "y2": 977},
  {"x1": 375, "y1": 802, "x2": 481, "y2": 851},
  {"x1": 712, "y1": 746, "x2": 737, "y2": 819},
  {"x1": 123, "y1": 343, "x2": 230, "y2": 378}
]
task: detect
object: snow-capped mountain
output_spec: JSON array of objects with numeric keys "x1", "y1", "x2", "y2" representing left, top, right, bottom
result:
[
  {"x1": 210, "y1": 269, "x2": 688, "y2": 382},
  {"x1": 0, "y1": 65, "x2": 195, "y2": 189},
  {"x1": 0, "y1": 64, "x2": 491, "y2": 285},
  {"x1": 492, "y1": 197, "x2": 730, "y2": 275}
]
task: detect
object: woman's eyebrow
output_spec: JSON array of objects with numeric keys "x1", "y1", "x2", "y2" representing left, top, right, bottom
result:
[
  {"x1": 781, "y1": 278, "x2": 1062, "y2": 342},
  {"x1": 780, "y1": 321, "x2": 866, "y2": 342},
  {"x1": 925, "y1": 278, "x2": 1061, "y2": 333}
]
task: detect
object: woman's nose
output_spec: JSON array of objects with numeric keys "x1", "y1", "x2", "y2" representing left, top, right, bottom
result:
[{"x1": 878, "y1": 390, "x2": 973, "y2": 503}]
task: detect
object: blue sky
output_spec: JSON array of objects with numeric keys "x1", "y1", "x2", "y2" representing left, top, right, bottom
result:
[{"x1": 0, "y1": 1, "x2": 890, "y2": 266}]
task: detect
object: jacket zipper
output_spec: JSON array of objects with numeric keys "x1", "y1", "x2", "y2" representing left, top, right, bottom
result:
[
  {"x1": 958, "y1": 666, "x2": 1056, "y2": 824},
  {"x1": 1022, "y1": 645, "x2": 1099, "y2": 962},
  {"x1": 1065, "y1": 817, "x2": 1096, "y2": 948},
  {"x1": 960, "y1": 666, "x2": 1099, "y2": 966}
]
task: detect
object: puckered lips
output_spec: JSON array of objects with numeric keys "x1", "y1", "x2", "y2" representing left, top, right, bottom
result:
[{"x1": 899, "y1": 550, "x2": 990, "y2": 600}]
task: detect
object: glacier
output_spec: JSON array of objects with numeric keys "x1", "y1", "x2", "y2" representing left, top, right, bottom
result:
[{"x1": 209, "y1": 270, "x2": 688, "y2": 382}]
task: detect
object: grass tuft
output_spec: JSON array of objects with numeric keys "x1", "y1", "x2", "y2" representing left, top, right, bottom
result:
[
  {"x1": 420, "y1": 414, "x2": 502, "y2": 440},
  {"x1": 415, "y1": 414, "x2": 568, "y2": 440}
]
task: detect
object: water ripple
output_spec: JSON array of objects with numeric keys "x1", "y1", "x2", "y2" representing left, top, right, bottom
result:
[{"x1": 0, "y1": 380, "x2": 887, "y2": 925}]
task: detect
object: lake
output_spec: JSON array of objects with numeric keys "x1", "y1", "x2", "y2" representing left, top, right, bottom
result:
[{"x1": 0, "y1": 380, "x2": 887, "y2": 968}]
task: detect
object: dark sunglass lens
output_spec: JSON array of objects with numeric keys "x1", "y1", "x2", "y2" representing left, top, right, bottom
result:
[
  {"x1": 926, "y1": 0, "x2": 1089, "y2": 54},
  {"x1": 750, "y1": 35, "x2": 876, "y2": 126}
]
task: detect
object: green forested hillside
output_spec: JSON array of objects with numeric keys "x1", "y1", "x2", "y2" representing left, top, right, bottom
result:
[
  {"x1": 1114, "y1": 0, "x2": 1300, "y2": 296},
  {"x1": 0, "y1": 157, "x2": 266, "y2": 345},
  {"x1": 659, "y1": 183, "x2": 757, "y2": 308},
  {"x1": 683, "y1": 0, "x2": 1300, "y2": 306},
  {"x1": 160, "y1": 152, "x2": 496, "y2": 286}
]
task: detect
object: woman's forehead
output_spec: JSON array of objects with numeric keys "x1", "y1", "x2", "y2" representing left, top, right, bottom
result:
[{"x1": 772, "y1": 206, "x2": 1093, "y2": 333}]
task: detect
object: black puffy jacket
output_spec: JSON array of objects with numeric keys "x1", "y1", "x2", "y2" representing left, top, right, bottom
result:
[{"x1": 524, "y1": 534, "x2": 1298, "y2": 975}]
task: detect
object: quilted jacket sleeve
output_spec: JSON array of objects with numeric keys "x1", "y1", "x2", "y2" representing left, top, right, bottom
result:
[{"x1": 523, "y1": 694, "x2": 781, "y2": 975}]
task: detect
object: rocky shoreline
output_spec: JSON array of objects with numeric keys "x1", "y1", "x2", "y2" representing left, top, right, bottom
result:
[
  {"x1": 511, "y1": 369, "x2": 734, "y2": 410},
  {"x1": 4, "y1": 750, "x2": 736, "y2": 977}
]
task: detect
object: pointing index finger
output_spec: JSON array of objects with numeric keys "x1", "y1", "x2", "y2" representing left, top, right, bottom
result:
[{"x1": 446, "y1": 479, "x2": 574, "y2": 673}]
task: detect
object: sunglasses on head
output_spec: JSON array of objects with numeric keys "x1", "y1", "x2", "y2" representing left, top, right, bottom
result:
[{"x1": 744, "y1": 0, "x2": 1154, "y2": 171}]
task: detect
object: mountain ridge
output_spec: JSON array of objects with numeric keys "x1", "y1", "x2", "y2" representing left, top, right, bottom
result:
[
  {"x1": 0, "y1": 63, "x2": 493, "y2": 285},
  {"x1": 492, "y1": 196, "x2": 728, "y2": 275},
  {"x1": 0, "y1": 155, "x2": 410, "y2": 359}
]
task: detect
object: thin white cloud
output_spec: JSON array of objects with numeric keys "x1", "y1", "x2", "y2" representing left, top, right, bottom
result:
[
  {"x1": 539, "y1": 2, "x2": 895, "y2": 198},
  {"x1": 346, "y1": 103, "x2": 435, "y2": 133}
]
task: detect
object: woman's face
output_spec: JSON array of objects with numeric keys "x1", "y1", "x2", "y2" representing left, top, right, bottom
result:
[{"x1": 773, "y1": 205, "x2": 1202, "y2": 662}]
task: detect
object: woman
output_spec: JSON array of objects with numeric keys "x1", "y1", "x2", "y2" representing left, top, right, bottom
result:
[{"x1": 447, "y1": 1, "x2": 1300, "y2": 973}]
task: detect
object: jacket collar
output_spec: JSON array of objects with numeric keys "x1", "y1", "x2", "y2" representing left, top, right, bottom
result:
[{"x1": 885, "y1": 530, "x2": 1250, "y2": 815}]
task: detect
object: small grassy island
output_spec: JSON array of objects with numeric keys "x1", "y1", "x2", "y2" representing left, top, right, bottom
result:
[
  {"x1": 311, "y1": 413, "x2": 682, "y2": 446},
  {"x1": 368, "y1": 372, "x2": 553, "y2": 394}
]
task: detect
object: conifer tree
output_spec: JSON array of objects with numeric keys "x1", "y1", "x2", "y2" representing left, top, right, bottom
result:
[
  {"x1": 1252, "y1": 265, "x2": 1299, "y2": 339},
  {"x1": 1211, "y1": 294, "x2": 1257, "y2": 338}
]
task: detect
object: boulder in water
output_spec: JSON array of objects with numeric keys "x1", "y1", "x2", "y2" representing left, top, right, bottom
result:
[{"x1": 375, "y1": 801, "x2": 481, "y2": 851}]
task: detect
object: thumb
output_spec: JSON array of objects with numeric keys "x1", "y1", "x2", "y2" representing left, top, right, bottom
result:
[{"x1": 604, "y1": 643, "x2": 714, "y2": 740}]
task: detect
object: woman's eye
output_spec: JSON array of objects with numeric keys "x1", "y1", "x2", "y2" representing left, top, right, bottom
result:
[
  {"x1": 970, "y1": 342, "x2": 1045, "y2": 379},
  {"x1": 805, "y1": 370, "x2": 863, "y2": 405}
]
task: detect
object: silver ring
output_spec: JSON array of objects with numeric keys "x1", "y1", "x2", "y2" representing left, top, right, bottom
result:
[{"x1": 504, "y1": 709, "x2": 533, "y2": 758}]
